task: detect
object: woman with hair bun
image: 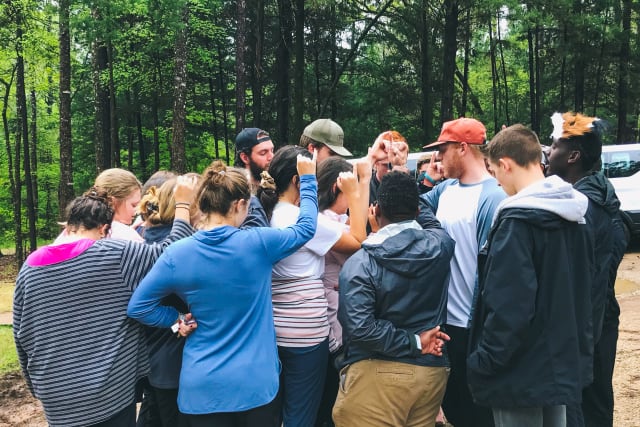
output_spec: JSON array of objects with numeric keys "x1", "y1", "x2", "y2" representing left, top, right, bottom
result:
[
  {"x1": 258, "y1": 146, "x2": 369, "y2": 427},
  {"x1": 128, "y1": 155, "x2": 319, "y2": 427},
  {"x1": 13, "y1": 177, "x2": 197, "y2": 427},
  {"x1": 55, "y1": 167, "x2": 145, "y2": 243}
]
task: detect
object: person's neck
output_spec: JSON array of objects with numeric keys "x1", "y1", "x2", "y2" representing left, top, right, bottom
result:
[
  {"x1": 458, "y1": 159, "x2": 492, "y2": 185},
  {"x1": 514, "y1": 167, "x2": 546, "y2": 194},
  {"x1": 201, "y1": 212, "x2": 235, "y2": 230},
  {"x1": 279, "y1": 186, "x2": 299, "y2": 206},
  {"x1": 67, "y1": 228, "x2": 101, "y2": 241},
  {"x1": 561, "y1": 169, "x2": 588, "y2": 185}
]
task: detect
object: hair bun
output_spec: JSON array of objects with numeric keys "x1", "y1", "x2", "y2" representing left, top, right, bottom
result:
[
  {"x1": 259, "y1": 171, "x2": 276, "y2": 190},
  {"x1": 83, "y1": 186, "x2": 109, "y2": 203}
]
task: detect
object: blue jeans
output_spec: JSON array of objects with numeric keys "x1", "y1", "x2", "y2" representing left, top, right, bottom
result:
[
  {"x1": 492, "y1": 406, "x2": 566, "y2": 427},
  {"x1": 278, "y1": 340, "x2": 329, "y2": 427}
]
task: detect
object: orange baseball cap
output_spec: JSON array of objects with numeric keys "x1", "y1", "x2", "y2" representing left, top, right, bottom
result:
[{"x1": 424, "y1": 118, "x2": 487, "y2": 148}]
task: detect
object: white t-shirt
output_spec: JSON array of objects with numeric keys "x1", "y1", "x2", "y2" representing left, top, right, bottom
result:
[{"x1": 271, "y1": 202, "x2": 343, "y2": 280}]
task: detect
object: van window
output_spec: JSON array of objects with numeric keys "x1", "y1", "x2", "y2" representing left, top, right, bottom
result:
[{"x1": 601, "y1": 149, "x2": 640, "y2": 178}]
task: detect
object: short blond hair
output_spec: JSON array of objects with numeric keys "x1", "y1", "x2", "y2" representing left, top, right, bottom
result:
[{"x1": 94, "y1": 168, "x2": 142, "y2": 201}]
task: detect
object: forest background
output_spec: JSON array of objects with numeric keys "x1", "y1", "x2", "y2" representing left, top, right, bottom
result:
[{"x1": 0, "y1": 0, "x2": 638, "y2": 264}]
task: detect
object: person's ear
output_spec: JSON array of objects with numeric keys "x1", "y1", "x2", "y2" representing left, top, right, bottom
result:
[
  {"x1": 291, "y1": 175, "x2": 300, "y2": 188},
  {"x1": 239, "y1": 151, "x2": 250, "y2": 166},
  {"x1": 100, "y1": 223, "x2": 110, "y2": 238},
  {"x1": 498, "y1": 157, "x2": 510, "y2": 172},
  {"x1": 374, "y1": 203, "x2": 381, "y2": 219},
  {"x1": 568, "y1": 150, "x2": 581, "y2": 165}
]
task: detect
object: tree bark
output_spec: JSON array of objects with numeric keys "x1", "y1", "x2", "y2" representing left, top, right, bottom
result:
[
  {"x1": 461, "y1": 5, "x2": 471, "y2": 116},
  {"x1": 617, "y1": 0, "x2": 631, "y2": 142},
  {"x1": 527, "y1": 27, "x2": 537, "y2": 132},
  {"x1": 276, "y1": 0, "x2": 293, "y2": 145},
  {"x1": 59, "y1": 0, "x2": 74, "y2": 218},
  {"x1": 235, "y1": 0, "x2": 247, "y2": 133},
  {"x1": 420, "y1": 0, "x2": 432, "y2": 139},
  {"x1": 217, "y1": 44, "x2": 230, "y2": 163},
  {"x1": 1, "y1": 67, "x2": 21, "y2": 265},
  {"x1": 497, "y1": 10, "x2": 510, "y2": 126},
  {"x1": 93, "y1": 34, "x2": 111, "y2": 172},
  {"x1": 489, "y1": 17, "x2": 499, "y2": 133},
  {"x1": 16, "y1": 10, "x2": 37, "y2": 254},
  {"x1": 251, "y1": 0, "x2": 264, "y2": 128},
  {"x1": 107, "y1": 42, "x2": 120, "y2": 167},
  {"x1": 171, "y1": 2, "x2": 189, "y2": 173},
  {"x1": 29, "y1": 89, "x2": 38, "y2": 211},
  {"x1": 293, "y1": 0, "x2": 305, "y2": 138},
  {"x1": 441, "y1": 0, "x2": 459, "y2": 123}
]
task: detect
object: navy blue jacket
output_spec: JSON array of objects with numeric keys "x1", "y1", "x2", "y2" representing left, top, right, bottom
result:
[
  {"x1": 337, "y1": 222, "x2": 455, "y2": 370},
  {"x1": 574, "y1": 172, "x2": 622, "y2": 342},
  {"x1": 468, "y1": 207, "x2": 595, "y2": 407}
]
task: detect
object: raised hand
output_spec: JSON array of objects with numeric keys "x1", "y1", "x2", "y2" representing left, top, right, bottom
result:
[{"x1": 297, "y1": 149, "x2": 317, "y2": 176}]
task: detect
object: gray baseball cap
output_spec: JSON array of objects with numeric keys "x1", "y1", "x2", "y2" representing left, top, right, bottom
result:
[{"x1": 303, "y1": 119, "x2": 352, "y2": 157}]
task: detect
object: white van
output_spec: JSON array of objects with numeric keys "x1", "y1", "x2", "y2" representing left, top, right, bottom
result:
[{"x1": 601, "y1": 143, "x2": 640, "y2": 241}]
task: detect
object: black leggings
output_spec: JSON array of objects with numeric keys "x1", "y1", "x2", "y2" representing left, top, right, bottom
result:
[{"x1": 184, "y1": 397, "x2": 280, "y2": 427}]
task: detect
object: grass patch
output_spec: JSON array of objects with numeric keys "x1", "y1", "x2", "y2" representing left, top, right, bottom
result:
[
  {"x1": 0, "y1": 325, "x2": 19, "y2": 375},
  {"x1": 0, "y1": 283, "x2": 13, "y2": 312}
]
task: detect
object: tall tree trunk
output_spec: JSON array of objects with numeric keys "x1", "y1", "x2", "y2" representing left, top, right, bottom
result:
[
  {"x1": 208, "y1": 77, "x2": 220, "y2": 158},
  {"x1": 591, "y1": 11, "x2": 609, "y2": 117},
  {"x1": 293, "y1": 0, "x2": 304, "y2": 137},
  {"x1": 420, "y1": 0, "x2": 432, "y2": 139},
  {"x1": 133, "y1": 88, "x2": 147, "y2": 179},
  {"x1": 217, "y1": 45, "x2": 230, "y2": 163},
  {"x1": 29, "y1": 90, "x2": 38, "y2": 212},
  {"x1": 534, "y1": 25, "x2": 542, "y2": 134},
  {"x1": 235, "y1": 0, "x2": 248, "y2": 133},
  {"x1": 1, "y1": 67, "x2": 21, "y2": 264},
  {"x1": 559, "y1": 24, "x2": 567, "y2": 110},
  {"x1": 251, "y1": 0, "x2": 264, "y2": 127},
  {"x1": 617, "y1": 0, "x2": 631, "y2": 142},
  {"x1": 461, "y1": 5, "x2": 471, "y2": 116},
  {"x1": 527, "y1": 27, "x2": 537, "y2": 132},
  {"x1": 152, "y1": 69, "x2": 160, "y2": 171},
  {"x1": 171, "y1": 2, "x2": 189, "y2": 173},
  {"x1": 441, "y1": 0, "x2": 459, "y2": 123},
  {"x1": 573, "y1": 1, "x2": 585, "y2": 112},
  {"x1": 489, "y1": 17, "x2": 499, "y2": 133},
  {"x1": 497, "y1": 10, "x2": 510, "y2": 125},
  {"x1": 93, "y1": 38, "x2": 111, "y2": 172},
  {"x1": 16, "y1": 11, "x2": 37, "y2": 254},
  {"x1": 276, "y1": 0, "x2": 293, "y2": 145},
  {"x1": 107, "y1": 42, "x2": 120, "y2": 167},
  {"x1": 59, "y1": 0, "x2": 74, "y2": 217},
  {"x1": 125, "y1": 90, "x2": 134, "y2": 170},
  {"x1": 329, "y1": 3, "x2": 338, "y2": 118}
]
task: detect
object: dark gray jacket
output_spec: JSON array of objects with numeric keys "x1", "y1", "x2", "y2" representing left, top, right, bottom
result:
[{"x1": 336, "y1": 221, "x2": 455, "y2": 369}]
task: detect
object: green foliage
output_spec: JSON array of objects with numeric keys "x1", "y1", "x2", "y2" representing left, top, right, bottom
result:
[
  {"x1": 1, "y1": 0, "x2": 639, "y2": 255},
  {"x1": 0, "y1": 325, "x2": 19, "y2": 375}
]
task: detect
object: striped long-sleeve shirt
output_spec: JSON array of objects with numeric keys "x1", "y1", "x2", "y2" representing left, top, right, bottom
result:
[{"x1": 12, "y1": 220, "x2": 192, "y2": 427}]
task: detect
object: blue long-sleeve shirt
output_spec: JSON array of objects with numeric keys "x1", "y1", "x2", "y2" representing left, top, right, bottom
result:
[{"x1": 128, "y1": 175, "x2": 318, "y2": 414}]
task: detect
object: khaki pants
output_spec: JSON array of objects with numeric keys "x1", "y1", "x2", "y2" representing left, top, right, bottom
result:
[{"x1": 332, "y1": 359, "x2": 449, "y2": 427}]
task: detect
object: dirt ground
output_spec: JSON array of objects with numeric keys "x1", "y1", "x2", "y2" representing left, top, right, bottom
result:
[{"x1": 1, "y1": 248, "x2": 640, "y2": 426}]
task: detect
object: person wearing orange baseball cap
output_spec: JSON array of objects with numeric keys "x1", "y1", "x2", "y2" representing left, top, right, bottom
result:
[{"x1": 417, "y1": 117, "x2": 506, "y2": 427}]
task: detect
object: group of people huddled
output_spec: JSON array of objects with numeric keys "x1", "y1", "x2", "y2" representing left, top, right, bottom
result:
[{"x1": 12, "y1": 113, "x2": 625, "y2": 427}]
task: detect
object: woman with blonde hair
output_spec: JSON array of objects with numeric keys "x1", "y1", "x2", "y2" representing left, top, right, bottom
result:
[
  {"x1": 55, "y1": 168, "x2": 144, "y2": 243},
  {"x1": 13, "y1": 177, "x2": 197, "y2": 427},
  {"x1": 128, "y1": 155, "x2": 319, "y2": 427}
]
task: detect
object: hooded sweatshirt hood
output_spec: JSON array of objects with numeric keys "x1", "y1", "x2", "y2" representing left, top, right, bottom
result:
[
  {"x1": 362, "y1": 220, "x2": 454, "y2": 279},
  {"x1": 574, "y1": 172, "x2": 621, "y2": 215},
  {"x1": 494, "y1": 175, "x2": 588, "y2": 227}
]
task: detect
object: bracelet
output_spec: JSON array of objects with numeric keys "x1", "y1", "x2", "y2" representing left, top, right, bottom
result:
[
  {"x1": 423, "y1": 172, "x2": 437, "y2": 185},
  {"x1": 175, "y1": 202, "x2": 191, "y2": 209}
]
